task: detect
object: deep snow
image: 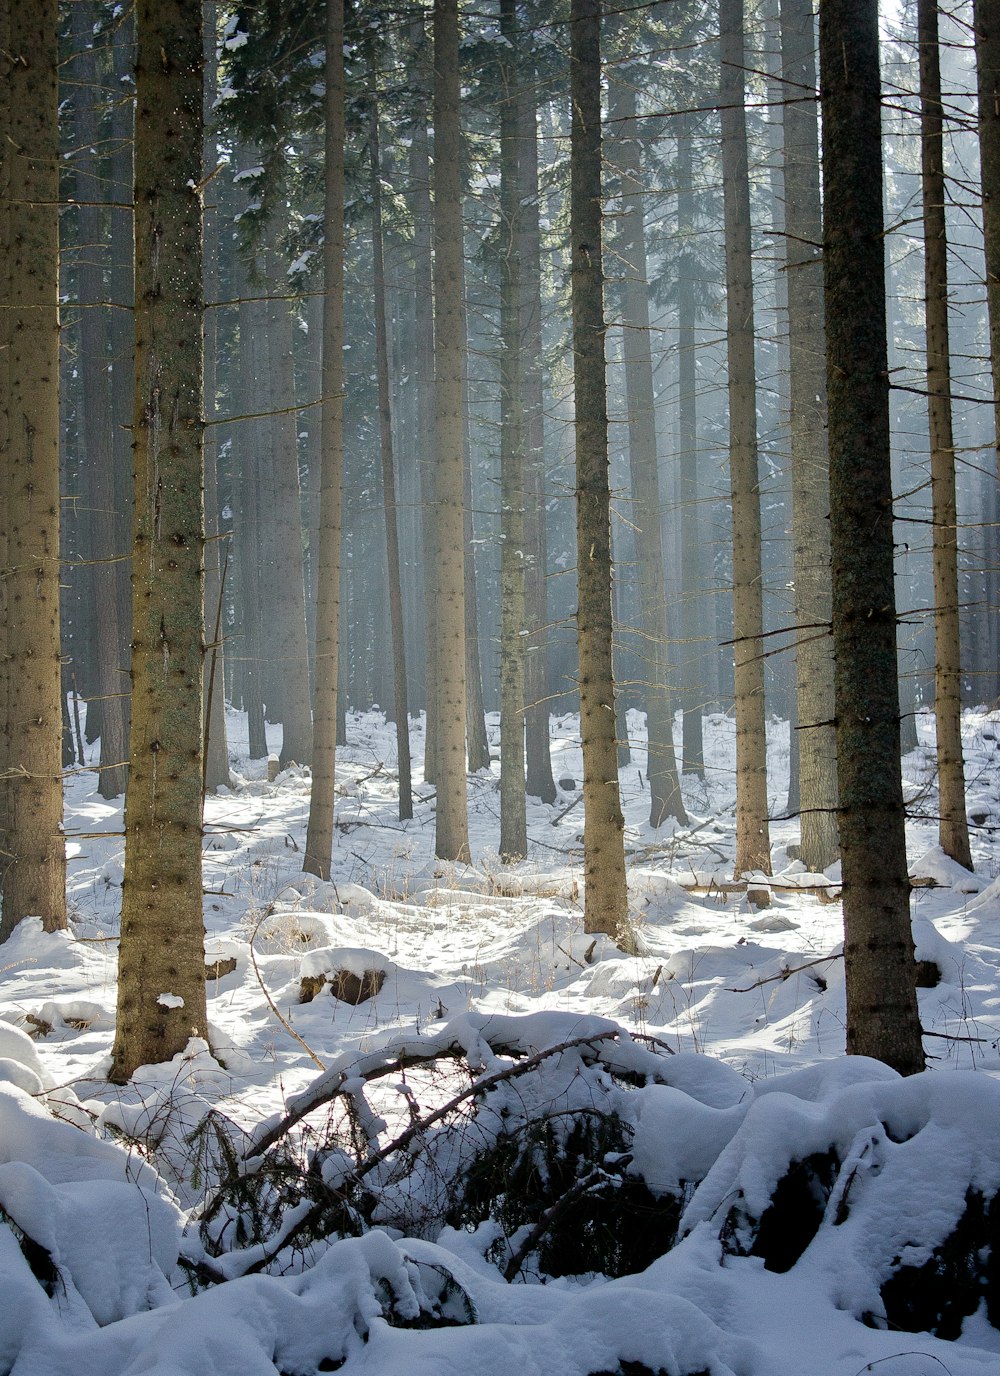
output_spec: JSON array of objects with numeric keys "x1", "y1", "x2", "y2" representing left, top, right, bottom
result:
[{"x1": 2, "y1": 703, "x2": 1000, "y2": 1374}]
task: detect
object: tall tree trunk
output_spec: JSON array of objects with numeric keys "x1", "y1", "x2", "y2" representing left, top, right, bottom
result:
[
  {"x1": 676, "y1": 116, "x2": 706, "y2": 776},
  {"x1": 409, "y1": 38, "x2": 439, "y2": 784},
  {"x1": 368, "y1": 52, "x2": 413, "y2": 822},
  {"x1": 110, "y1": 0, "x2": 208, "y2": 1079},
  {"x1": 303, "y1": 0, "x2": 346, "y2": 880},
  {"x1": 518, "y1": 71, "x2": 557, "y2": 804},
  {"x1": 975, "y1": 0, "x2": 1000, "y2": 477},
  {"x1": 720, "y1": 0, "x2": 771, "y2": 878},
  {"x1": 70, "y1": 1, "x2": 130, "y2": 801},
  {"x1": 571, "y1": 0, "x2": 629, "y2": 939},
  {"x1": 432, "y1": 0, "x2": 471, "y2": 861},
  {"x1": 498, "y1": 0, "x2": 528, "y2": 861},
  {"x1": 266, "y1": 247, "x2": 314, "y2": 767},
  {"x1": 203, "y1": 1, "x2": 230, "y2": 792},
  {"x1": 919, "y1": 0, "x2": 973, "y2": 870},
  {"x1": 780, "y1": 0, "x2": 839, "y2": 870},
  {"x1": 0, "y1": 0, "x2": 67, "y2": 940},
  {"x1": 610, "y1": 74, "x2": 687, "y2": 829},
  {"x1": 236, "y1": 275, "x2": 268, "y2": 761},
  {"x1": 820, "y1": 0, "x2": 924, "y2": 1075}
]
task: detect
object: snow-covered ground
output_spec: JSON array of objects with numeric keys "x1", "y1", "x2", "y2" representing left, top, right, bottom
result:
[{"x1": 3, "y1": 704, "x2": 1000, "y2": 1375}]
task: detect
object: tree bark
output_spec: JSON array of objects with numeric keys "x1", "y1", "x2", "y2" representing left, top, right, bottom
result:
[
  {"x1": 720, "y1": 0, "x2": 771, "y2": 877},
  {"x1": 779, "y1": 0, "x2": 839, "y2": 870},
  {"x1": 432, "y1": 0, "x2": 471, "y2": 861},
  {"x1": 820, "y1": 0, "x2": 924, "y2": 1075},
  {"x1": 975, "y1": 0, "x2": 1000, "y2": 478},
  {"x1": 571, "y1": 0, "x2": 629, "y2": 939},
  {"x1": 110, "y1": 0, "x2": 207, "y2": 1078},
  {"x1": 0, "y1": 0, "x2": 67, "y2": 940},
  {"x1": 303, "y1": 0, "x2": 346, "y2": 880},
  {"x1": 918, "y1": 0, "x2": 973, "y2": 870}
]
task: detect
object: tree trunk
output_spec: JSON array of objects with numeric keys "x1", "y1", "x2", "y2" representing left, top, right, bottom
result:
[
  {"x1": 202, "y1": 2, "x2": 230, "y2": 792},
  {"x1": 571, "y1": 0, "x2": 629, "y2": 940},
  {"x1": 975, "y1": 0, "x2": 1000, "y2": 478},
  {"x1": 676, "y1": 116, "x2": 706, "y2": 777},
  {"x1": 610, "y1": 74, "x2": 687, "y2": 829},
  {"x1": 779, "y1": 0, "x2": 839, "y2": 870},
  {"x1": 235, "y1": 274, "x2": 268, "y2": 761},
  {"x1": 498, "y1": 0, "x2": 528, "y2": 862},
  {"x1": 918, "y1": 0, "x2": 973, "y2": 870},
  {"x1": 303, "y1": 0, "x2": 346, "y2": 880},
  {"x1": 110, "y1": 0, "x2": 208, "y2": 1079},
  {"x1": 432, "y1": 0, "x2": 471, "y2": 861},
  {"x1": 368, "y1": 52, "x2": 413, "y2": 822},
  {"x1": 518, "y1": 72, "x2": 557, "y2": 805},
  {"x1": 820, "y1": 0, "x2": 924, "y2": 1075},
  {"x1": 0, "y1": 0, "x2": 67, "y2": 940},
  {"x1": 720, "y1": 0, "x2": 771, "y2": 878},
  {"x1": 266, "y1": 246, "x2": 314, "y2": 767}
]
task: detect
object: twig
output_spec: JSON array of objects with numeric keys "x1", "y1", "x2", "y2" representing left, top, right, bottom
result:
[
  {"x1": 726, "y1": 952, "x2": 843, "y2": 993},
  {"x1": 248, "y1": 914, "x2": 326, "y2": 1073}
]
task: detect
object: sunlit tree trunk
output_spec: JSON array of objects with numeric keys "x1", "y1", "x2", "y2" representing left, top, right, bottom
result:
[
  {"x1": 820, "y1": 0, "x2": 924, "y2": 1075},
  {"x1": 303, "y1": 0, "x2": 346, "y2": 880},
  {"x1": 572, "y1": 0, "x2": 629, "y2": 939},
  {"x1": 720, "y1": 0, "x2": 771, "y2": 878},
  {"x1": 110, "y1": 0, "x2": 207, "y2": 1078},
  {"x1": 432, "y1": 0, "x2": 471, "y2": 860},
  {"x1": 975, "y1": 0, "x2": 1000, "y2": 477},
  {"x1": 780, "y1": 0, "x2": 839, "y2": 870},
  {"x1": 919, "y1": 0, "x2": 973, "y2": 870},
  {"x1": 0, "y1": 0, "x2": 67, "y2": 940}
]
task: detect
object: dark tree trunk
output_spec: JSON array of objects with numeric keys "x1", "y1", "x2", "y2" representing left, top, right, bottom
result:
[{"x1": 820, "y1": 0, "x2": 924, "y2": 1075}]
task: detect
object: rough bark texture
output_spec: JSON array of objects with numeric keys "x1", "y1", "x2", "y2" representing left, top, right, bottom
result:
[
  {"x1": 368, "y1": 58, "x2": 413, "y2": 822},
  {"x1": 432, "y1": 0, "x2": 471, "y2": 861},
  {"x1": 610, "y1": 75, "x2": 687, "y2": 829},
  {"x1": 571, "y1": 0, "x2": 629, "y2": 939},
  {"x1": 919, "y1": 0, "x2": 972, "y2": 871},
  {"x1": 497, "y1": 0, "x2": 528, "y2": 861},
  {"x1": 303, "y1": 0, "x2": 346, "y2": 880},
  {"x1": 779, "y1": 0, "x2": 839, "y2": 870},
  {"x1": 820, "y1": 0, "x2": 924, "y2": 1075},
  {"x1": 110, "y1": 0, "x2": 207, "y2": 1079},
  {"x1": 975, "y1": 0, "x2": 1000, "y2": 478},
  {"x1": 1, "y1": 0, "x2": 67, "y2": 940},
  {"x1": 720, "y1": 0, "x2": 771, "y2": 877}
]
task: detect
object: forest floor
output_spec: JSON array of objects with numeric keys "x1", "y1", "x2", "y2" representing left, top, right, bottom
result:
[{"x1": 2, "y1": 704, "x2": 1000, "y2": 1374}]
